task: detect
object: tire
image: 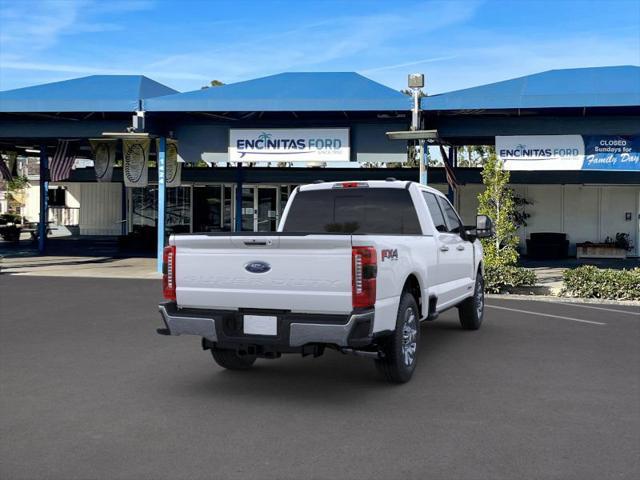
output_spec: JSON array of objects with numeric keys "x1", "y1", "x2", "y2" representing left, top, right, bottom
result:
[
  {"x1": 458, "y1": 272, "x2": 485, "y2": 330},
  {"x1": 375, "y1": 292, "x2": 420, "y2": 384},
  {"x1": 211, "y1": 347, "x2": 256, "y2": 370}
]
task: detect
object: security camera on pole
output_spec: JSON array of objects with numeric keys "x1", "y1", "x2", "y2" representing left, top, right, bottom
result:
[{"x1": 408, "y1": 73, "x2": 426, "y2": 184}]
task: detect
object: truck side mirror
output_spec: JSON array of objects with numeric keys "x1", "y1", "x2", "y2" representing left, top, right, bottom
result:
[{"x1": 475, "y1": 215, "x2": 493, "y2": 238}]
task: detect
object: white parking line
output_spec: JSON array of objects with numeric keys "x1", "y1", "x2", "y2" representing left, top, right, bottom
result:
[
  {"x1": 486, "y1": 304, "x2": 607, "y2": 326},
  {"x1": 555, "y1": 303, "x2": 640, "y2": 316}
]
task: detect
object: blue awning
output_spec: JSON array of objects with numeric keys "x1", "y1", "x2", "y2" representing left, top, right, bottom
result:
[
  {"x1": 145, "y1": 72, "x2": 411, "y2": 112},
  {"x1": 0, "y1": 75, "x2": 178, "y2": 113},
  {"x1": 422, "y1": 66, "x2": 640, "y2": 111}
]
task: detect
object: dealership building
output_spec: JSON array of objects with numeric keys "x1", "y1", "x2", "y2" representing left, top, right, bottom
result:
[{"x1": 0, "y1": 65, "x2": 638, "y2": 266}]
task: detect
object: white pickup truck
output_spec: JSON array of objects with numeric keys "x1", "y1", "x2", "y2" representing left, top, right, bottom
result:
[{"x1": 158, "y1": 180, "x2": 492, "y2": 383}]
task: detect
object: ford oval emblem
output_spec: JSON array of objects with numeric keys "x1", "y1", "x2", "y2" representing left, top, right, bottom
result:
[{"x1": 244, "y1": 261, "x2": 271, "y2": 274}]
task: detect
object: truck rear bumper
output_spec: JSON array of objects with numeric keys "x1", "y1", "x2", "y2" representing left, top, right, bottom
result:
[
  {"x1": 158, "y1": 302, "x2": 375, "y2": 349},
  {"x1": 158, "y1": 304, "x2": 217, "y2": 340}
]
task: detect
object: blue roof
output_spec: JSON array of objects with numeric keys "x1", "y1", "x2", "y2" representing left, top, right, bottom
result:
[
  {"x1": 422, "y1": 66, "x2": 640, "y2": 111},
  {"x1": 145, "y1": 72, "x2": 411, "y2": 112},
  {"x1": 0, "y1": 75, "x2": 178, "y2": 113}
]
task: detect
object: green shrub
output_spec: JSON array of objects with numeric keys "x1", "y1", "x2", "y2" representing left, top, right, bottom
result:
[
  {"x1": 484, "y1": 263, "x2": 537, "y2": 293},
  {"x1": 562, "y1": 266, "x2": 640, "y2": 301}
]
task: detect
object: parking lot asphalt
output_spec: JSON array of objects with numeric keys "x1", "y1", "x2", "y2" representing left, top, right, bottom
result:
[{"x1": 1, "y1": 276, "x2": 639, "y2": 480}]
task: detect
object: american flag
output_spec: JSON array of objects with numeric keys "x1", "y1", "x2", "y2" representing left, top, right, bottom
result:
[
  {"x1": 439, "y1": 145, "x2": 458, "y2": 190},
  {"x1": 49, "y1": 140, "x2": 78, "y2": 182},
  {"x1": 0, "y1": 156, "x2": 12, "y2": 181}
]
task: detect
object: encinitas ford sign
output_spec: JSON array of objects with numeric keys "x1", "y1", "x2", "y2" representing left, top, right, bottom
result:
[
  {"x1": 229, "y1": 128, "x2": 350, "y2": 162},
  {"x1": 497, "y1": 135, "x2": 585, "y2": 170},
  {"x1": 497, "y1": 135, "x2": 640, "y2": 171}
]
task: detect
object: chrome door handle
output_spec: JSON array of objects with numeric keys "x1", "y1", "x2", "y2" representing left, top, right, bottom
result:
[
  {"x1": 439, "y1": 245, "x2": 449, "y2": 252},
  {"x1": 456, "y1": 245, "x2": 465, "y2": 251}
]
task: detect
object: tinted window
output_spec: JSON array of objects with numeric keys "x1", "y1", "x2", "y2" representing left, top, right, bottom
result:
[
  {"x1": 437, "y1": 196, "x2": 463, "y2": 234},
  {"x1": 283, "y1": 188, "x2": 421, "y2": 234},
  {"x1": 422, "y1": 192, "x2": 447, "y2": 233}
]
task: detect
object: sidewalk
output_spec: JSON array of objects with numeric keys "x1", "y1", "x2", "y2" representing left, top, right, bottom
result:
[
  {"x1": 0, "y1": 255, "x2": 160, "y2": 279},
  {"x1": 522, "y1": 266, "x2": 565, "y2": 295}
]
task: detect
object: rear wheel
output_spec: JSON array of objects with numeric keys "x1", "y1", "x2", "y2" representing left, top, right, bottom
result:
[
  {"x1": 211, "y1": 347, "x2": 256, "y2": 370},
  {"x1": 458, "y1": 272, "x2": 484, "y2": 330},
  {"x1": 375, "y1": 292, "x2": 420, "y2": 384}
]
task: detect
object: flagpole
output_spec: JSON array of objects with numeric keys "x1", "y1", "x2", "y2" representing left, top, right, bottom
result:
[
  {"x1": 38, "y1": 144, "x2": 48, "y2": 254},
  {"x1": 157, "y1": 137, "x2": 166, "y2": 273},
  {"x1": 419, "y1": 139, "x2": 427, "y2": 184}
]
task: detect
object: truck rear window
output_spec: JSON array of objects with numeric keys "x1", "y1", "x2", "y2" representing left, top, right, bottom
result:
[{"x1": 282, "y1": 188, "x2": 422, "y2": 234}]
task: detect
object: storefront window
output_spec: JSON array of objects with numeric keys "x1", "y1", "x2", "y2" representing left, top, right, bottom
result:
[
  {"x1": 130, "y1": 186, "x2": 191, "y2": 235},
  {"x1": 166, "y1": 186, "x2": 191, "y2": 234},
  {"x1": 131, "y1": 187, "x2": 157, "y2": 229}
]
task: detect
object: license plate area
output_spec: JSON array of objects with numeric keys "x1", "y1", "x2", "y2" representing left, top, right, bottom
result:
[{"x1": 243, "y1": 315, "x2": 278, "y2": 336}]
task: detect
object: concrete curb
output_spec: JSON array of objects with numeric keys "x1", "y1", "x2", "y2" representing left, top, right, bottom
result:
[{"x1": 487, "y1": 293, "x2": 640, "y2": 307}]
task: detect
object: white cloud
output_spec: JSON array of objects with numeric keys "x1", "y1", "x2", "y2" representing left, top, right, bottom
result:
[
  {"x1": 1, "y1": 0, "x2": 637, "y2": 95},
  {"x1": 417, "y1": 30, "x2": 640, "y2": 94},
  {"x1": 0, "y1": 59, "x2": 209, "y2": 81},
  {"x1": 361, "y1": 56, "x2": 459, "y2": 74},
  {"x1": 0, "y1": 0, "x2": 153, "y2": 56},
  {"x1": 0, "y1": 0, "x2": 483, "y2": 90},
  {"x1": 133, "y1": 1, "x2": 484, "y2": 89}
]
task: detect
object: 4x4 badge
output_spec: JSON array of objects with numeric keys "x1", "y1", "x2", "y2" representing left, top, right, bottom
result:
[{"x1": 381, "y1": 249, "x2": 398, "y2": 261}]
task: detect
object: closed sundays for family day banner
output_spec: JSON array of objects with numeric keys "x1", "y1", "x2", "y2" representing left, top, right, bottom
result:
[
  {"x1": 496, "y1": 135, "x2": 640, "y2": 171},
  {"x1": 228, "y1": 128, "x2": 350, "y2": 162}
]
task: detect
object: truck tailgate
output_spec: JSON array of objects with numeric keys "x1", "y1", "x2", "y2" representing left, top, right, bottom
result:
[{"x1": 173, "y1": 234, "x2": 353, "y2": 314}]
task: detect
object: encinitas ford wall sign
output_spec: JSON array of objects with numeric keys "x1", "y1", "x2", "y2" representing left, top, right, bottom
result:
[
  {"x1": 229, "y1": 128, "x2": 350, "y2": 162},
  {"x1": 497, "y1": 135, "x2": 640, "y2": 171},
  {"x1": 496, "y1": 135, "x2": 585, "y2": 170}
]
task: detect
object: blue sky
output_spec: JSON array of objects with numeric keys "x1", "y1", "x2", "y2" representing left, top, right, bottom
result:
[{"x1": 0, "y1": 0, "x2": 638, "y2": 94}]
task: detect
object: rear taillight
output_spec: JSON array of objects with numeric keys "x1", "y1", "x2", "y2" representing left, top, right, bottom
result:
[
  {"x1": 352, "y1": 246, "x2": 377, "y2": 309},
  {"x1": 162, "y1": 245, "x2": 176, "y2": 301}
]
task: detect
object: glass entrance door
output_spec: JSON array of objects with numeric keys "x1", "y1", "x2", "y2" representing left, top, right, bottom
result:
[
  {"x1": 233, "y1": 185, "x2": 281, "y2": 232},
  {"x1": 193, "y1": 186, "x2": 232, "y2": 232},
  {"x1": 193, "y1": 186, "x2": 221, "y2": 232},
  {"x1": 256, "y1": 187, "x2": 278, "y2": 231},
  {"x1": 241, "y1": 187, "x2": 255, "y2": 231}
]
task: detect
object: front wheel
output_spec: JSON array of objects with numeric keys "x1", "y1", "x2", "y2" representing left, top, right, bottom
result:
[
  {"x1": 211, "y1": 347, "x2": 256, "y2": 370},
  {"x1": 375, "y1": 292, "x2": 420, "y2": 384},
  {"x1": 458, "y1": 272, "x2": 484, "y2": 330}
]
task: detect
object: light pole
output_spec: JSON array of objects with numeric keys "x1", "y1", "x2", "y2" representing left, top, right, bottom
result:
[{"x1": 408, "y1": 73, "x2": 426, "y2": 184}]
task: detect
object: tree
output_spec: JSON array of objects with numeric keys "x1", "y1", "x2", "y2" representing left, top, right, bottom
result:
[
  {"x1": 477, "y1": 152, "x2": 519, "y2": 266},
  {"x1": 476, "y1": 152, "x2": 537, "y2": 293},
  {"x1": 5, "y1": 175, "x2": 30, "y2": 215},
  {"x1": 457, "y1": 145, "x2": 495, "y2": 167},
  {"x1": 201, "y1": 80, "x2": 225, "y2": 89}
]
